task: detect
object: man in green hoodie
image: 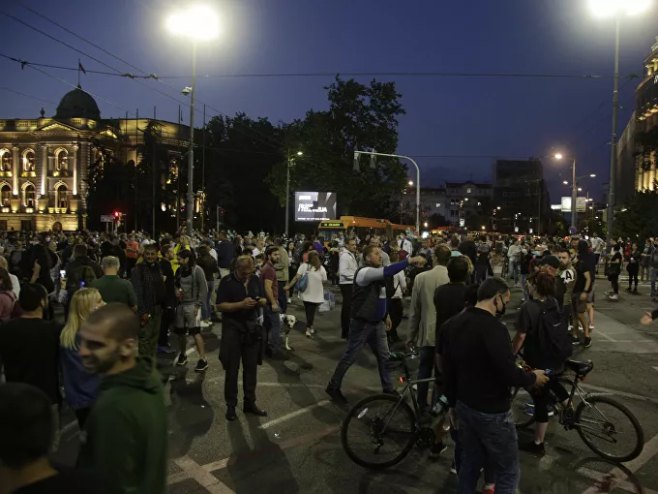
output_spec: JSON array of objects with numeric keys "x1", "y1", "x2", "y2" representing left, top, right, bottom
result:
[{"x1": 78, "y1": 303, "x2": 167, "y2": 494}]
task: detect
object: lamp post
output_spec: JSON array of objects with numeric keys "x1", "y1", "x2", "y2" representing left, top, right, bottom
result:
[
  {"x1": 284, "y1": 150, "x2": 303, "y2": 238},
  {"x1": 354, "y1": 150, "x2": 421, "y2": 234},
  {"x1": 588, "y1": 0, "x2": 653, "y2": 239},
  {"x1": 166, "y1": 5, "x2": 220, "y2": 235},
  {"x1": 555, "y1": 153, "x2": 578, "y2": 230}
]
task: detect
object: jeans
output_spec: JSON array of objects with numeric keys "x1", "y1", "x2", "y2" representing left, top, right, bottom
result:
[
  {"x1": 520, "y1": 273, "x2": 529, "y2": 302},
  {"x1": 263, "y1": 305, "x2": 282, "y2": 352},
  {"x1": 651, "y1": 267, "x2": 658, "y2": 296},
  {"x1": 416, "y1": 346, "x2": 435, "y2": 410},
  {"x1": 278, "y1": 287, "x2": 288, "y2": 314},
  {"x1": 456, "y1": 401, "x2": 520, "y2": 494},
  {"x1": 339, "y1": 284, "x2": 353, "y2": 338},
  {"x1": 509, "y1": 259, "x2": 519, "y2": 284},
  {"x1": 328, "y1": 318, "x2": 393, "y2": 392},
  {"x1": 219, "y1": 326, "x2": 260, "y2": 407}
]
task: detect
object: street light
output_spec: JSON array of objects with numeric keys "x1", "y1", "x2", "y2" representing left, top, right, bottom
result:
[
  {"x1": 554, "y1": 153, "x2": 578, "y2": 230},
  {"x1": 284, "y1": 150, "x2": 303, "y2": 237},
  {"x1": 166, "y1": 4, "x2": 220, "y2": 235},
  {"x1": 408, "y1": 180, "x2": 414, "y2": 186},
  {"x1": 588, "y1": 0, "x2": 653, "y2": 238},
  {"x1": 354, "y1": 150, "x2": 421, "y2": 233}
]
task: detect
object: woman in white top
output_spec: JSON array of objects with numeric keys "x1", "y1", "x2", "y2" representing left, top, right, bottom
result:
[{"x1": 286, "y1": 251, "x2": 327, "y2": 337}]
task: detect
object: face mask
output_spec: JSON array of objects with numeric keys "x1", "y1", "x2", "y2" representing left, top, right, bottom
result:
[{"x1": 495, "y1": 295, "x2": 507, "y2": 318}]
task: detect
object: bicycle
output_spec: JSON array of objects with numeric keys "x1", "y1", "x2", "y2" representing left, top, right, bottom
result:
[
  {"x1": 511, "y1": 358, "x2": 644, "y2": 462},
  {"x1": 340, "y1": 351, "x2": 447, "y2": 469}
]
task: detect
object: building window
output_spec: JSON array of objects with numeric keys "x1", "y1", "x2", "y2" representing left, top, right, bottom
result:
[
  {"x1": 0, "y1": 149, "x2": 11, "y2": 172},
  {"x1": 54, "y1": 148, "x2": 69, "y2": 176},
  {"x1": 0, "y1": 184, "x2": 10, "y2": 206},
  {"x1": 435, "y1": 203, "x2": 441, "y2": 208},
  {"x1": 22, "y1": 183, "x2": 36, "y2": 208},
  {"x1": 22, "y1": 149, "x2": 35, "y2": 173},
  {"x1": 56, "y1": 183, "x2": 68, "y2": 209},
  {"x1": 466, "y1": 188, "x2": 472, "y2": 194}
]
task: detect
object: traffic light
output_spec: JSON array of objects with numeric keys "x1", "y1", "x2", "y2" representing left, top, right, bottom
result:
[{"x1": 113, "y1": 210, "x2": 120, "y2": 219}]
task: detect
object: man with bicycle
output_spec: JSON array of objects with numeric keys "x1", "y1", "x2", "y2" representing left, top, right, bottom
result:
[{"x1": 441, "y1": 277, "x2": 548, "y2": 494}]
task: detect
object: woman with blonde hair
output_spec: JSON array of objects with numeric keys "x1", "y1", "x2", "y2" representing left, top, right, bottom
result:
[{"x1": 59, "y1": 287, "x2": 105, "y2": 428}]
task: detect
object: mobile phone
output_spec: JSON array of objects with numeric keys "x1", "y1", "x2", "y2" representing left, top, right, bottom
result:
[{"x1": 59, "y1": 270, "x2": 66, "y2": 278}]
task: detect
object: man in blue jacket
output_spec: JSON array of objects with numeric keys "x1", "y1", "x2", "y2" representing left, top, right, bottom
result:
[{"x1": 326, "y1": 245, "x2": 426, "y2": 404}]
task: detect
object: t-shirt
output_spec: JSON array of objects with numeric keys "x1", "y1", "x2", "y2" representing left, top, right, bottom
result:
[
  {"x1": 573, "y1": 259, "x2": 591, "y2": 294},
  {"x1": 0, "y1": 318, "x2": 62, "y2": 403},
  {"x1": 90, "y1": 275, "x2": 137, "y2": 308},
  {"x1": 260, "y1": 261, "x2": 279, "y2": 303},
  {"x1": 11, "y1": 468, "x2": 106, "y2": 494},
  {"x1": 515, "y1": 301, "x2": 543, "y2": 367},
  {"x1": 434, "y1": 283, "x2": 468, "y2": 351},
  {"x1": 558, "y1": 267, "x2": 576, "y2": 303}
]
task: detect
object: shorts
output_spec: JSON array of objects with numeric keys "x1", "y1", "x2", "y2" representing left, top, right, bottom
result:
[
  {"x1": 586, "y1": 290, "x2": 595, "y2": 304},
  {"x1": 572, "y1": 293, "x2": 587, "y2": 314},
  {"x1": 173, "y1": 304, "x2": 202, "y2": 335}
]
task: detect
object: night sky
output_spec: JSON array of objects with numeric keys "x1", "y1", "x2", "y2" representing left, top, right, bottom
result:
[{"x1": 1, "y1": 0, "x2": 657, "y2": 206}]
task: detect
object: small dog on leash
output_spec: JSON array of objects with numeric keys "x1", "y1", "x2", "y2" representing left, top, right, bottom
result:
[{"x1": 279, "y1": 314, "x2": 297, "y2": 351}]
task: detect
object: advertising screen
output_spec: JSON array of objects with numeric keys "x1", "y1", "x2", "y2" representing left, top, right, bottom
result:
[{"x1": 295, "y1": 192, "x2": 337, "y2": 222}]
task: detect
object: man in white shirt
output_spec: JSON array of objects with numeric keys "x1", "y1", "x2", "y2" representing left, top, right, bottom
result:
[
  {"x1": 398, "y1": 233, "x2": 413, "y2": 256},
  {"x1": 507, "y1": 238, "x2": 522, "y2": 284},
  {"x1": 407, "y1": 244, "x2": 451, "y2": 412},
  {"x1": 338, "y1": 239, "x2": 359, "y2": 339}
]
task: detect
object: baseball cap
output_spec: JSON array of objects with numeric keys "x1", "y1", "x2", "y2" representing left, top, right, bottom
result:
[{"x1": 539, "y1": 255, "x2": 560, "y2": 269}]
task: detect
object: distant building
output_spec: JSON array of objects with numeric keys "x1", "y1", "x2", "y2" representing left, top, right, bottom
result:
[
  {"x1": 616, "y1": 114, "x2": 636, "y2": 205},
  {"x1": 419, "y1": 186, "x2": 447, "y2": 222},
  {"x1": 445, "y1": 181, "x2": 493, "y2": 229},
  {"x1": 634, "y1": 36, "x2": 658, "y2": 193},
  {"x1": 0, "y1": 86, "x2": 188, "y2": 232},
  {"x1": 493, "y1": 159, "x2": 549, "y2": 234}
]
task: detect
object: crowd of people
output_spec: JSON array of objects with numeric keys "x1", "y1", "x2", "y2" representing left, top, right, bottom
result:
[{"x1": 0, "y1": 227, "x2": 657, "y2": 493}]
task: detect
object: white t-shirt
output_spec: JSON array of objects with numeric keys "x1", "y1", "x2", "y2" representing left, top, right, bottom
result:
[
  {"x1": 391, "y1": 271, "x2": 407, "y2": 299},
  {"x1": 297, "y1": 263, "x2": 327, "y2": 304}
]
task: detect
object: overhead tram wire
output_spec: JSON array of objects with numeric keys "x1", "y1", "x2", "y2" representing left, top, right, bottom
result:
[
  {"x1": 0, "y1": 86, "x2": 55, "y2": 106},
  {"x1": 11, "y1": 6, "x2": 284, "y2": 152}
]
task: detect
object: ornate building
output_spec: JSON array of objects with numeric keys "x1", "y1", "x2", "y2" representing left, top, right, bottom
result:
[
  {"x1": 0, "y1": 87, "x2": 189, "y2": 232},
  {"x1": 635, "y1": 37, "x2": 658, "y2": 192}
]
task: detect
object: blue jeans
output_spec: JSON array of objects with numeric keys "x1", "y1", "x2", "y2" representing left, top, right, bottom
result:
[
  {"x1": 417, "y1": 346, "x2": 435, "y2": 410},
  {"x1": 651, "y1": 267, "x2": 658, "y2": 296},
  {"x1": 456, "y1": 401, "x2": 520, "y2": 494},
  {"x1": 521, "y1": 273, "x2": 529, "y2": 302},
  {"x1": 263, "y1": 306, "x2": 281, "y2": 352},
  {"x1": 328, "y1": 319, "x2": 393, "y2": 392}
]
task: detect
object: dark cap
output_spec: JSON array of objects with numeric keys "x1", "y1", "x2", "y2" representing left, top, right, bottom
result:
[{"x1": 539, "y1": 255, "x2": 560, "y2": 269}]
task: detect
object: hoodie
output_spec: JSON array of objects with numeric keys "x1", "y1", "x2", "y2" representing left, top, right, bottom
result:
[{"x1": 78, "y1": 358, "x2": 167, "y2": 494}]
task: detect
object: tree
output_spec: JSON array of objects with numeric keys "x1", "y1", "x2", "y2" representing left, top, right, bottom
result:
[
  {"x1": 615, "y1": 190, "x2": 658, "y2": 240},
  {"x1": 267, "y1": 77, "x2": 407, "y2": 223}
]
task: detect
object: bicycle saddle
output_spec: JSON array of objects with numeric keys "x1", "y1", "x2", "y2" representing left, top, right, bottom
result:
[{"x1": 565, "y1": 359, "x2": 594, "y2": 375}]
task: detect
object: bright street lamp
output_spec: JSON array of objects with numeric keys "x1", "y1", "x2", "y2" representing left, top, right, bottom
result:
[
  {"x1": 285, "y1": 151, "x2": 304, "y2": 237},
  {"x1": 408, "y1": 180, "x2": 414, "y2": 186},
  {"x1": 588, "y1": 0, "x2": 652, "y2": 239},
  {"x1": 166, "y1": 4, "x2": 220, "y2": 235}
]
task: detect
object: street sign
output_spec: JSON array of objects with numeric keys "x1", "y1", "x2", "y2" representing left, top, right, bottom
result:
[{"x1": 100, "y1": 215, "x2": 114, "y2": 223}]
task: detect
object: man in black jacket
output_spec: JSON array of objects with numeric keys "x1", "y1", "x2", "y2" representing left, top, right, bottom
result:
[{"x1": 440, "y1": 277, "x2": 548, "y2": 494}]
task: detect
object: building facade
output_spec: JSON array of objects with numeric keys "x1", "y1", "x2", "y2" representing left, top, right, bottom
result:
[
  {"x1": 0, "y1": 87, "x2": 189, "y2": 232},
  {"x1": 635, "y1": 36, "x2": 658, "y2": 193}
]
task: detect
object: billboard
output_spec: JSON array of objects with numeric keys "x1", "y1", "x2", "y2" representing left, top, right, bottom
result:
[
  {"x1": 295, "y1": 192, "x2": 337, "y2": 222},
  {"x1": 560, "y1": 196, "x2": 588, "y2": 213}
]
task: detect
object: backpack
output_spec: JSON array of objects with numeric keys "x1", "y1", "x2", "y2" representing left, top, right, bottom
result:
[
  {"x1": 296, "y1": 265, "x2": 309, "y2": 292},
  {"x1": 534, "y1": 298, "x2": 573, "y2": 368}
]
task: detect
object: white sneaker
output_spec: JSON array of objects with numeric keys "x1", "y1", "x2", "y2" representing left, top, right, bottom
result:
[
  {"x1": 200, "y1": 320, "x2": 212, "y2": 328},
  {"x1": 305, "y1": 328, "x2": 312, "y2": 338},
  {"x1": 309, "y1": 327, "x2": 316, "y2": 335}
]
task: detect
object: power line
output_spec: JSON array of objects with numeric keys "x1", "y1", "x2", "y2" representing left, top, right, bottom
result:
[{"x1": 0, "y1": 86, "x2": 55, "y2": 105}]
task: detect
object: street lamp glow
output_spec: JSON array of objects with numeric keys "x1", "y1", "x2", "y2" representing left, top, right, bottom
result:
[
  {"x1": 423, "y1": 221, "x2": 428, "y2": 228},
  {"x1": 563, "y1": 180, "x2": 569, "y2": 185},
  {"x1": 296, "y1": 151, "x2": 303, "y2": 157},
  {"x1": 166, "y1": 5, "x2": 221, "y2": 41},
  {"x1": 587, "y1": 0, "x2": 652, "y2": 18},
  {"x1": 589, "y1": 173, "x2": 597, "y2": 178},
  {"x1": 554, "y1": 153, "x2": 564, "y2": 160},
  {"x1": 408, "y1": 180, "x2": 414, "y2": 186}
]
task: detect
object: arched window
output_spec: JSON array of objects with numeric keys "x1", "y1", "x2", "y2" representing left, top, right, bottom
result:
[
  {"x1": 22, "y1": 182, "x2": 35, "y2": 208},
  {"x1": 55, "y1": 183, "x2": 68, "y2": 209},
  {"x1": 54, "y1": 148, "x2": 68, "y2": 174},
  {"x1": 0, "y1": 149, "x2": 11, "y2": 172},
  {"x1": 22, "y1": 149, "x2": 35, "y2": 173},
  {"x1": 0, "y1": 183, "x2": 11, "y2": 206}
]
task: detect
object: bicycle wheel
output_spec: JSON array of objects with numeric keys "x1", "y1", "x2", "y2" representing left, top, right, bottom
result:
[
  {"x1": 575, "y1": 395, "x2": 644, "y2": 462},
  {"x1": 341, "y1": 394, "x2": 417, "y2": 469},
  {"x1": 511, "y1": 386, "x2": 536, "y2": 428}
]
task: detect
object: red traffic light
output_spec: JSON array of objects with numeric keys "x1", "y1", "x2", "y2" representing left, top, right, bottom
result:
[{"x1": 114, "y1": 211, "x2": 120, "y2": 218}]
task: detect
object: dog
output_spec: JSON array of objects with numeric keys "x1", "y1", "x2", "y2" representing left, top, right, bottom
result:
[{"x1": 279, "y1": 314, "x2": 297, "y2": 351}]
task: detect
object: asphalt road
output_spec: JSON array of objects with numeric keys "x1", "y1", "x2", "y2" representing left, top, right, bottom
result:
[{"x1": 53, "y1": 272, "x2": 658, "y2": 494}]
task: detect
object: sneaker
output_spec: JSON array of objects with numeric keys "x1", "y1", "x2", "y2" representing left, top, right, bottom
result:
[
  {"x1": 519, "y1": 440, "x2": 546, "y2": 456},
  {"x1": 175, "y1": 353, "x2": 188, "y2": 366},
  {"x1": 428, "y1": 442, "x2": 448, "y2": 459},
  {"x1": 449, "y1": 461, "x2": 458, "y2": 475},
  {"x1": 608, "y1": 294, "x2": 619, "y2": 301},
  {"x1": 325, "y1": 385, "x2": 348, "y2": 405},
  {"x1": 200, "y1": 320, "x2": 212, "y2": 328},
  {"x1": 194, "y1": 358, "x2": 208, "y2": 372},
  {"x1": 305, "y1": 328, "x2": 313, "y2": 338},
  {"x1": 157, "y1": 344, "x2": 176, "y2": 355},
  {"x1": 309, "y1": 327, "x2": 316, "y2": 335},
  {"x1": 583, "y1": 337, "x2": 592, "y2": 348},
  {"x1": 571, "y1": 335, "x2": 581, "y2": 345}
]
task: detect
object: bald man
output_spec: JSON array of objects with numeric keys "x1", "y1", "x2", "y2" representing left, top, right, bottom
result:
[{"x1": 78, "y1": 303, "x2": 167, "y2": 494}]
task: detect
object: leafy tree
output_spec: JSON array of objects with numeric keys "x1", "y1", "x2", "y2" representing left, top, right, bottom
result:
[
  {"x1": 267, "y1": 77, "x2": 407, "y2": 224},
  {"x1": 615, "y1": 190, "x2": 658, "y2": 240}
]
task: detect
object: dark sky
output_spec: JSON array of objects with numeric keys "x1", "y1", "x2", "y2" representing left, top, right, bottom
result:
[{"x1": 1, "y1": 0, "x2": 657, "y2": 205}]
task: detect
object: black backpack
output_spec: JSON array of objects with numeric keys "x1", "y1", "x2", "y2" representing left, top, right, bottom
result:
[{"x1": 535, "y1": 298, "x2": 573, "y2": 368}]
